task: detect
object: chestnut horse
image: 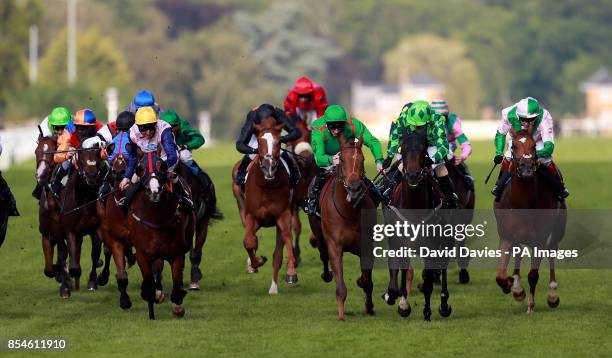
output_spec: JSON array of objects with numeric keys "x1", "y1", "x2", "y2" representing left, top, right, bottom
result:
[
  {"x1": 494, "y1": 128, "x2": 566, "y2": 313},
  {"x1": 382, "y1": 131, "x2": 454, "y2": 320},
  {"x1": 60, "y1": 138, "x2": 109, "y2": 292},
  {"x1": 128, "y1": 152, "x2": 194, "y2": 319},
  {"x1": 287, "y1": 118, "x2": 317, "y2": 266},
  {"x1": 36, "y1": 136, "x2": 71, "y2": 298},
  {"x1": 314, "y1": 135, "x2": 377, "y2": 321},
  {"x1": 231, "y1": 117, "x2": 297, "y2": 294}
]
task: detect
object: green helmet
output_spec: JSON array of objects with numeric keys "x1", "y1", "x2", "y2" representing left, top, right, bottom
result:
[
  {"x1": 322, "y1": 105, "x2": 348, "y2": 123},
  {"x1": 160, "y1": 109, "x2": 181, "y2": 127},
  {"x1": 48, "y1": 107, "x2": 73, "y2": 132},
  {"x1": 406, "y1": 100, "x2": 432, "y2": 126}
]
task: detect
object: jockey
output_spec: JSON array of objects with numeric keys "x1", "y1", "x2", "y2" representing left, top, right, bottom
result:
[
  {"x1": 284, "y1": 76, "x2": 328, "y2": 125},
  {"x1": 32, "y1": 107, "x2": 73, "y2": 199},
  {"x1": 383, "y1": 100, "x2": 459, "y2": 208},
  {"x1": 98, "y1": 111, "x2": 135, "y2": 199},
  {"x1": 118, "y1": 106, "x2": 192, "y2": 212},
  {"x1": 0, "y1": 136, "x2": 19, "y2": 216},
  {"x1": 305, "y1": 104, "x2": 384, "y2": 216},
  {"x1": 38, "y1": 107, "x2": 73, "y2": 139},
  {"x1": 126, "y1": 89, "x2": 162, "y2": 115},
  {"x1": 159, "y1": 110, "x2": 210, "y2": 187},
  {"x1": 430, "y1": 99, "x2": 474, "y2": 191},
  {"x1": 234, "y1": 104, "x2": 302, "y2": 187},
  {"x1": 491, "y1": 97, "x2": 569, "y2": 201},
  {"x1": 51, "y1": 109, "x2": 112, "y2": 198}
]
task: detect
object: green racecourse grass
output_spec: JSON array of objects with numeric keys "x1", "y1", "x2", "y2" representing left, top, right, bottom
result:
[{"x1": 1, "y1": 137, "x2": 611, "y2": 357}]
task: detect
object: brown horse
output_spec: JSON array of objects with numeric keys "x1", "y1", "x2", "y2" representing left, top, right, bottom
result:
[
  {"x1": 314, "y1": 135, "x2": 376, "y2": 320},
  {"x1": 36, "y1": 136, "x2": 71, "y2": 298},
  {"x1": 175, "y1": 162, "x2": 223, "y2": 290},
  {"x1": 231, "y1": 117, "x2": 297, "y2": 293},
  {"x1": 128, "y1": 152, "x2": 194, "y2": 319},
  {"x1": 494, "y1": 128, "x2": 566, "y2": 313},
  {"x1": 59, "y1": 138, "x2": 109, "y2": 292},
  {"x1": 287, "y1": 118, "x2": 317, "y2": 266},
  {"x1": 382, "y1": 131, "x2": 454, "y2": 320}
]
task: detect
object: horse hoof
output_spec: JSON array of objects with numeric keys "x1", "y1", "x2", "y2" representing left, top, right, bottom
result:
[
  {"x1": 513, "y1": 289, "x2": 526, "y2": 302},
  {"x1": 458, "y1": 269, "x2": 470, "y2": 284},
  {"x1": 189, "y1": 282, "x2": 200, "y2": 291},
  {"x1": 285, "y1": 274, "x2": 298, "y2": 285},
  {"x1": 44, "y1": 269, "x2": 55, "y2": 278},
  {"x1": 191, "y1": 266, "x2": 202, "y2": 282},
  {"x1": 87, "y1": 280, "x2": 97, "y2": 291},
  {"x1": 172, "y1": 305, "x2": 185, "y2": 318},
  {"x1": 155, "y1": 290, "x2": 166, "y2": 304},
  {"x1": 59, "y1": 287, "x2": 71, "y2": 299},
  {"x1": 321, "y1": 271, "x2": 333, "y2": 283},
  {"x1": 423, "y1": 307, "x2": 432, "y2": 321},
  {"x1": 96, "y1": 273, "x2": 109, "y2": 286},
  {"x1": 381, "y1": 289, "x2": 399, "y2": 306},
  {"x1": 120, "y1": 296, "x2": 132, "y2": 310},
  {"x1": 439, "y1": 304, "x2": 452, "y2": 318},
  {"x1": 547, "y1": 296, "x2": 560, "y2": 308},
  {"x1": 269, "y1": 281, "x2": 278, "y2": 295},
  {"x1": 496, "y1": 277, "x2": 512, "y2": 294},
  {"x1": 356, "y1": 277, "x2": 364, "y2": 288},
  {"x1": 398, "y1": 305, "x2": 411, "y2": 318}
]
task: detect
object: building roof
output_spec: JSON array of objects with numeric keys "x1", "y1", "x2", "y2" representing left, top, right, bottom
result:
[{"x1": 584, "y1": 67, "x2": 612, "y2": 85}]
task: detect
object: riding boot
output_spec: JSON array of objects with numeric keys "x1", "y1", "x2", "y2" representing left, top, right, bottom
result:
[
  {"x1": 380, "y1": 166, "x2": 400, "y2": 205},
  {"x1": 540, "y1": 163, "x2": 569, "y2": 200},
  {"x1": 365, "y1": 178, "x2": 384, "y2": 207},
  {"x1": 174, "y1": 176, "x2": 194, "y2": 212},
  {"x1": 50, "y1": 162, "x2": 70, "y2": 199},
  {"x1": 0, "y1": 173, "x2": 19, "y2": 216},
  {"x1": 234, "y1": 155, "x2": 252, "y2": 187},
  {"x1": 119, "y1": 183, "x2": 139, "y2": 214},
  {"x1": 458, "y1": 162, "x2": 475, "y2": 192},
  {"x1": 491, "y1": 169, "x2": 511, "y2": 202},
  {"x1": 32, "y1": 182, "x2": 43, "y2": 200},
  {"x1": 305, "y1": 171, "x2": 327, "y2": 216},
  {"x1": 281, "y1": 151, "x2": 300, "y2": 186},
  {"x1": 437, "y1": 174, "x2": 458, "y2": 209}
]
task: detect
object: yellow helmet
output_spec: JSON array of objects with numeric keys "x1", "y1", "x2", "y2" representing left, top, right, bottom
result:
[{"x1": 135, "y1": 106, "x2": 157, "y2": 125}]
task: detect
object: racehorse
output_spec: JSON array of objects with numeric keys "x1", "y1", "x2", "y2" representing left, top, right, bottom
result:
[
  {"x1": 231, "y1": 117, "x2": 297, "y2": 294},
  {"x1": 175, "y1": 162, "x2": 223, "y2": 290},
  {"x1": 60, "y1": 137, "x2": 110, "y2": 292},
  {"x1": 382, "y1": 131, "x2": 454, "y2": 320},
  {"x1": 128, "y1": 152, "x2": 194, "y2": 319},
  {"x1": 494, "y1": 128, "x2": 566, "y2": 313},
  {"x1": 313, "y1": 135, "x2": 377, "y2": 321},
  {"x1": 287, "y1": 118, "x2": 317, "y2": 266},
  {"x1": 36, "y1": 136, "x2": 71, "y2": 298}
]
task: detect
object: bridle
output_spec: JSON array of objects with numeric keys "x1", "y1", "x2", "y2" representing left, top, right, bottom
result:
[{"x1": 334, "y1": 144, "x2": 367, "y2": 214}]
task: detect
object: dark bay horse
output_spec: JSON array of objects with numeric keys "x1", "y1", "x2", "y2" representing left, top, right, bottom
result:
[
  {"x1": 175, "y1": 162, "x2": 223, "y2": 290},
  {"x1": 60, "y1": 138, "x2": 110, "y2": 292},
  {"x1": 382, "y1": 131, "x2": 454, "y2": 320},
  {"x1": 231, "y1": 117, "x2": 297, "y2": 294},
  {"x1": 128, "y1": 152, "x2": 194, "y2": 319},
  {"x1": 287, "y1": 118, "x2": 317, "y2": 266},
  {"x1": 36, "y1": 136, "x2": 71, "y2": 298},
  {"x1": 494, "y1": 129, "x2": 566, "y2": 313},
  {"x1": 315, "y1": 135, "x2": 377, "y2": 320}
]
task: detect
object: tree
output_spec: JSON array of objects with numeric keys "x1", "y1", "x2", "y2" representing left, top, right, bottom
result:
[{"x1": 384, "y1": 34, "x2": 482, "y2": 118}]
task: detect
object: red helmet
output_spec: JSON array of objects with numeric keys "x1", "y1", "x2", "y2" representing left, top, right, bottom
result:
[{"x1": 293, "y1": 76, "x2": 314, "y2": 95}]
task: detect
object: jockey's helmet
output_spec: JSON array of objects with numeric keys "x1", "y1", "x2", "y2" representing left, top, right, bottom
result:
[
  {"x1": 160, "y1": 110, "x2": 181, "y2": 127},
  {"x1": 431, "y1": 99, "x2": 449, "y2": 116},
  {"x1": 293, "y1": 76, "x2": 314, "y2": 95},
  {"x1": 116, "y1": 111, "x2": 135, "y2": 131},
  {"x1": 133, "y1": 90, "x2": 155, "y2": 110},
  {"x1": 406, "y1": 100, "x2": 432, "y2": 126},
  {"x1": 74, "y1": 109, "x2": 97, "y2": 126},
  {"x1": 515, "y1": 97, "x2": 540, "y2": 120},
  {"x1": 48, "y1": 107, "x2": 73, "y2": 132}
]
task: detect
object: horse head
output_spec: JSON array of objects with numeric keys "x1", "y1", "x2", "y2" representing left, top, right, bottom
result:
[
  {"x1": 35, "y1": 136, "x2": 57, "y2": 185},
  {"x1": 253, "y1": 117, "x2": 284, "y2": 181},
  {"x1": 510, "y1": 128, "x2": 537, "y2": 179},
  {"x1": 400, "y1": 130, "x2": 428, "y2": 187},
  {"x1": 338, "y1": 135, "x2": 366, "y2": 203},
  {"x1": 139, "y1": 152, "x2": 168, "y2": 203},
  {"x1": 77, "y1": 136, "x2": 107, "y2": 187}
]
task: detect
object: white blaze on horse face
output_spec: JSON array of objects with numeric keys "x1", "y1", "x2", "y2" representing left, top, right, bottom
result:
[
  {"x1": 86, "y1": 159, "x2": 97, "y2": 166},
  {"x1": 149, "y1": 176, "x2": 160, "y2": 194},
  {"x1": 519, "y1": 137, "x2": 527, "y2": 144},
  {"x1": 261, "y1": 132, "x2": 275, "y2": 156},
  {"x1": 36, "y1": 161, "x2": 47, "y2": 179},
  {"x1": 522, "y1": 154, "x2": 533, "y2": 159}
]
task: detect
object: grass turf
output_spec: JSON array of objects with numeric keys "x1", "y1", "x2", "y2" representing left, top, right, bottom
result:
[{"x1": 0, "y1": 137, "x2": 611, "y2": 357}]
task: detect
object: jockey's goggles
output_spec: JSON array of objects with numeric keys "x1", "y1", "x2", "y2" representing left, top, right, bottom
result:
[
  {"x1": 137, "y1": 123, "x2": 156, "y2": 133},
  {"x1": 327, "y1": 122, "x2": 345, "y2": 131},
  {"x1": 52, "y1": 125, "x2": 66, "y2": 132}
]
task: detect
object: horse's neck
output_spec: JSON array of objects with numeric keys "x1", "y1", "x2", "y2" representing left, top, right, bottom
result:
[
  {"x1": 400, "y1": 179, "x2": 431, "y2": 209},
  {"x1": 248, "y1": 161, "x2": 288, "y2": 189},
  {"x1": 133, "y1": 189, "x2": 178, "y2": 220},
  {"x1": 509, "y1": 170, "x2": 537, "y2": 208},
  {"x1": 332, "y1": 177, "x2": 367, "y2": 215}
]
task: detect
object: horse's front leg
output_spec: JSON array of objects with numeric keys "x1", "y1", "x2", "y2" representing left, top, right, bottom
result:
[
  {"x1": 170, "y1": 255, "x2": 187, "y2": 318},
  {"x1": 512, "y1": 246, "x2": 526, "y2": 301},
  {"x1": 87, "y1": 233, "x2": 102, "y2": 290},
  {"x1": 135, "y1": 252, "x2": 156, "y2": 320},
  {"x1": 189, "y1": 218, "x2": 209, "y2": 290},
  {"x1": 67, "y1": 233, "x2": 82, "y2": 290},
  {"x1": 278, "y1": 211, "x2": 297, "y2": 285},
  {"x1": 495, "y1": 239, "x2": 513, "y2": 294},
  {"x1": 439, "y1": 266, "x2": 452, "y2": 318},
  {"x1": 42, "y1": 234, "x2": 56, "y2": 278},
  {"x1": 291, "y1": 207, "x2": 302, "y2": 267},
  {"x1": 244, "y1": 215, "x2": 266, "y2": 271},
  {"x1": 397, "y1": 268, "x2": 411, "y2": 317},
  {"x1": 527, "y1": 256, "x2": 543, "y2": 314},
  {"x1": 269, "y1": 228, "x2": 284, "y2": 295}
]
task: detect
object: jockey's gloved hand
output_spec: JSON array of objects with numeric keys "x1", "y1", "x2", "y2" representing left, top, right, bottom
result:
[
  {"x1": 119, "y1": 177, "x2": 130, "y2": 191},
  {"x1": 382, "y1": 156, "x2": 393, "y2": 169},
  {"x1": 494, "y1": 155, "x2": 503, "y2": 164},
  {"x1": 249, "y1": 147, "x2": 258, "y2": 154}
]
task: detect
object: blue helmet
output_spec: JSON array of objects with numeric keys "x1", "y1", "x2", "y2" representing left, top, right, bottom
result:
[{"x1": 133, "y1": 90, "x2": 155, "y2": 109}]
